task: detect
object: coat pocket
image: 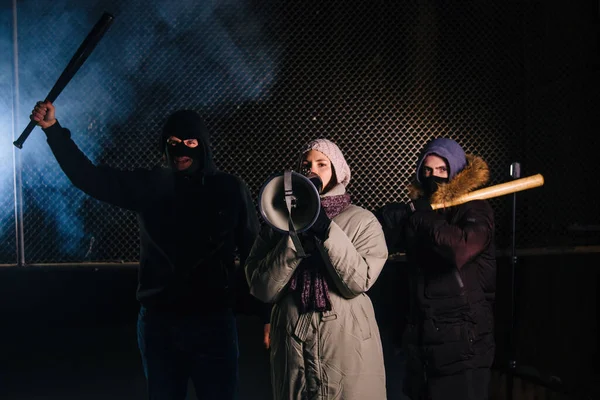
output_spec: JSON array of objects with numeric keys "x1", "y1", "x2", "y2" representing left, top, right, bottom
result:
[
  {"x1": 349, "y1": 300, "x2": 372, "y2": 341},
  {"x1": 424, "y1": 319, "x2": 475, "y2": 370}
]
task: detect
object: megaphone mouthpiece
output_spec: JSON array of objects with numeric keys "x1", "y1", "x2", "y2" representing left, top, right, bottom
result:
[{"x1": 305, "y1": 172, "x2": 323, "y2": 194}]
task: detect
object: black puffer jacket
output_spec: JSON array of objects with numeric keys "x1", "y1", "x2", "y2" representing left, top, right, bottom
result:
[
  {"x1": 43, "y1": 120, "x2": 260, "y2": 315},
  {"x1": 379, "y1": 154, "x2": 496, "y2": 376}
]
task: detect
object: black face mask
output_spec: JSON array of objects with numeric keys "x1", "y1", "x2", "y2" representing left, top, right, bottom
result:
[
  {"x1": 165, "y1": 140, "x2": 205, "y2": 175},
  {"x1": 162, "y1": 110, "x2": 209, "y2": 176},
  {"x1": 421, "y1": 175, "x2": 448, "y2": 197}
]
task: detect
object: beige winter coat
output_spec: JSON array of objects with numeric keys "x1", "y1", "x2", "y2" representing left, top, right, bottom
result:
[{"x1": 245, "y1": 184, "x2": 388, "y2": 400}]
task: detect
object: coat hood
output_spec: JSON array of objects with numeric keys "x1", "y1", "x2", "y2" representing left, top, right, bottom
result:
[{"x1": 408, "y1": 154, "x2": 490, "y2": 205}]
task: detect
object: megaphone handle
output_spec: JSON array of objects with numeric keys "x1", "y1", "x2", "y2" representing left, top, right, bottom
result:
[
  {"x1": 289, "y1": 229, "x2": 307, "y2": 258},
  {"x1": 284, "y1": 170, "x2": 307, "y2": 258}
]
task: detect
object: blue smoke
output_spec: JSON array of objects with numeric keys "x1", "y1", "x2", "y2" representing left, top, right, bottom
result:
[
  {"x1": 1, "y1": 0, "x2": 276, "y2": 262},
  {"x1": 0, "y1": 6, "x2": 16, "y2": 262}
]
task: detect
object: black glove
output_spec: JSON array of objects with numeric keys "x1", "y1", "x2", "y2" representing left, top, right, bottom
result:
[
  {"x1": 308, "y1": 205, "x2": 331, "y2": 241},
  {"x1": 375, "y1": 203, "x2": 410, "y2": 228},
  {"x1": 408, "y1": 198, "x2": 432, "y2": 212},
  {"x1": 375, "y1": 202, "x2": 412, "y2": 253}
]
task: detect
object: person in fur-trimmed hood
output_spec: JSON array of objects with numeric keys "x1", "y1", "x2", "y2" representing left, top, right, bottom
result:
[{"x1": 377, "y1": 138, "x2": 496, "y2": 400}]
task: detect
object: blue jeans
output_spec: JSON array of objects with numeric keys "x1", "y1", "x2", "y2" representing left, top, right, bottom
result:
[{"x1": 137, "y1": 306, "x2": 239, "y2": 400}]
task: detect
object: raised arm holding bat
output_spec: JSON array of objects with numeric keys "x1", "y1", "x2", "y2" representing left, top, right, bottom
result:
[
  {"x1": 14, "y1": 12, "x2": 114, "y2": 149},
  {"x1": 30, "y1": 101, "x2": 265, "y2": 399}
]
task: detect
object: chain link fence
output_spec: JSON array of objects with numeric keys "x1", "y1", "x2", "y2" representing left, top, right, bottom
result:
[{"x1": 0, "y1": 0, "x2": 597, "y2": 264}]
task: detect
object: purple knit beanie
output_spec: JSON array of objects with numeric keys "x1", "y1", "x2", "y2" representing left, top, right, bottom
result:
[{"x1": 299, "y1": 139, "x2": 351, "y2": 186}]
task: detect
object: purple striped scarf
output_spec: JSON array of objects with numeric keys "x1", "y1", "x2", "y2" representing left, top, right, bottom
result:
[{"x1": 289, "y1": 193, "x2": 351, "y2": 313}]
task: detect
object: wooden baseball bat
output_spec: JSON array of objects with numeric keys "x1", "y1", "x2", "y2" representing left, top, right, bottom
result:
[
  {"x1": 13, "y1": 12, "x2": 114, "y2": 149},
  {"x1": 430, "y1": 173, "x2": 544, "y2": 210}
]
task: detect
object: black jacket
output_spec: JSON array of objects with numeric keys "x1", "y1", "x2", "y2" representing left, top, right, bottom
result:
[
  {"x1": 43, "y1": 121, "x2": 263, "y2": 317},
  {"x1": 378, "y1": 155, "x2": 496, "y2": 376}
]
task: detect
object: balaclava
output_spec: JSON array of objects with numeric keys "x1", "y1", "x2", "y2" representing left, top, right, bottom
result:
[
  {"x1": 415, "y1": 138, "x2": 467, "y2": 197},
  {"x1": 161, "y1": 110, "x2": 209, "y2": 175}
]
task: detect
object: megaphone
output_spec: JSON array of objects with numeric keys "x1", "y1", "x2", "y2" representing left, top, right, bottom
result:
[{"x1": 258, "y1": 170, "x2": 322, "y2": 234}]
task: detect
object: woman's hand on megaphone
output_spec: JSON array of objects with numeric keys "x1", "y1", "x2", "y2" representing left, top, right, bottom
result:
[
  {"x1": 308, "y1": 205, "x2": 331, "y2": 241},
  {"x1": 263, "y1": 323, "x2": 271, "y2": 350}
]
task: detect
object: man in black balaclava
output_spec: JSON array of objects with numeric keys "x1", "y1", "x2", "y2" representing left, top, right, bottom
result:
[
  {"x1": 30, "y1": 101, "x2": 268, "y2": 400},
  {"x1": 162, "y1": 109, "x2": 209, "y2": 175},
  {"x1": 377, "y1": 138, "x2": 497, "y2": 400}
]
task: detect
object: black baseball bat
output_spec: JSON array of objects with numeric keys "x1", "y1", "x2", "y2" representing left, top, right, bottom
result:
[{"x1": 13, "y1": 12, "x2": 115, "y2": 149}]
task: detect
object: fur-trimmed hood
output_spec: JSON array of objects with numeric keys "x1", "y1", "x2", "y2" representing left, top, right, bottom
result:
[{"x1": 408, "y1": 154, "x2": 490, "y2": 205}]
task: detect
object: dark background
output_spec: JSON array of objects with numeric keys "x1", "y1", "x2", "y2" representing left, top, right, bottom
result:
[{"x1": 0, "y1": 0, "x2": 598, "y2": 399}]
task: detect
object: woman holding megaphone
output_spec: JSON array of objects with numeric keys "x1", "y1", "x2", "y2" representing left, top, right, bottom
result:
[{"x1": 245, "y1": 139, "x2": 388, "y2": 400}]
